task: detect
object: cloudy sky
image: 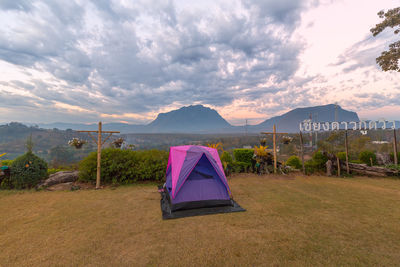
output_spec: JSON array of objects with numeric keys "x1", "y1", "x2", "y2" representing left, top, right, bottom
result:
[{"x1": 0, "y1": 0, "x2": 399, "y2": 125}]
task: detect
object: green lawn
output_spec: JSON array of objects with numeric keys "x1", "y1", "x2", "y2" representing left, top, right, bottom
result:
[{"x1": 1, "y1": 174, "x2": 400, "y2": 266}]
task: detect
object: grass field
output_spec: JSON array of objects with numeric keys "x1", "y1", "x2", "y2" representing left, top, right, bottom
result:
[{"x1": 1, "y1": 174, "x2": 400, "y2": 266}]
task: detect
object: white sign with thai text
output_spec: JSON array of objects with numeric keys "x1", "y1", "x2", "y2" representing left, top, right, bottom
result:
[{"x1": 299, "y1": 120, "x2": 396, "y2": 132}]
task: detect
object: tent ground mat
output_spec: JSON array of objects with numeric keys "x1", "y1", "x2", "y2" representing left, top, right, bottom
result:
[{"x1": 159, "y1": 190, "x2": 246, "y2": 220}]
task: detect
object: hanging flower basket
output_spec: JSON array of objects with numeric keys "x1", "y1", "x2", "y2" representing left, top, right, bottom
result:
[
  {"x1": 112, "y1": 138, "x2": 124, "y2": 148},
  {"x1": 260, "y1": 138, "x2": 267, "y2": 146},
  {"x1": 281, "y1": 136, "x2": 293, "y2": 145},
  {"x1": 68, "y1": 138, "x2": 86, "y2": 149}
]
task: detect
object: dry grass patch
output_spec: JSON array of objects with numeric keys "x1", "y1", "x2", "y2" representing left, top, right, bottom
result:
[{"x1": 1, "y1": 174, "x2": 400, "y2": 266}]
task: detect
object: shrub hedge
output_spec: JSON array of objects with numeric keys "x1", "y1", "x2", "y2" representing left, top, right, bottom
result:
[
  {"x1": 286, "y1": 156, "x2": 302, "y2": 169},
  {"x1": 232, "y1": 161, "x2": 251, "y2": 173},
  {"x1": 221, "y1": 151, "x2": 233, "y2": 165},
  {"x1": 305, "y1": 151, "x2": 328, "y2": 174},
  {"x1": 78, "y1": 148, "x2": 169, "y2": 184},
  {"x1": 359, "y1": 150, "x2": 377, "y2": 166},
  {"x1": 233, "y1": 149, "x2": 254, "y2": 164}
]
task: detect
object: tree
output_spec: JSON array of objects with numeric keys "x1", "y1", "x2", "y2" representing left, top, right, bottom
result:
[{"x1": 370, "y1": 7, "x2": 400, "y2": 72}]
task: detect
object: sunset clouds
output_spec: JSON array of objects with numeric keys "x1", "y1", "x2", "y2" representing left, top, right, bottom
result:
[{"x1": 0, "y1": 0, "x2": 399, "y2": 125}]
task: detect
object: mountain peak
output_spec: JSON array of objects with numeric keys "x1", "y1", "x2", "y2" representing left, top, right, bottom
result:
[
  {"x1": 148, "y1": 105, "x2": 231, "y2": 133},
  {"x1": 256, "y1": 103, "x2": 359, "y2": 132}
]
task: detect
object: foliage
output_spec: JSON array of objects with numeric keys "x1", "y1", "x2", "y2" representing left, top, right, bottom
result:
[
  {"x1": 304, "y1": 151, "x2": 328, "y2": 174},
  {"x1": 370, "y1": 7, "x2": 400, "y2": 72},
  {"x1": 253, "y1": 145, "x2": 269, "y2": 157},
  {"x1": 79, "y1": 148, "x2": 169, "y2": 184},
  {"x1": 286, "y1": 156, "x2": 302, "y2": 169},
  {"x1": 9, "y1": 152, "x2": 48, "y2": 189},
  {"x1": 221, "y1": 151, "x2": 233, "y2": 165},
  {"x1": 207, "y1": 142, "x2": 223, "y2": 153},
  {"x1": 231, "y1": 161, "x2": 251, "y2": 173},
  {"x1": 359, "y1": 150, "x2": 377, "y2": 166},
  {"x1": 220, "y1": 151, "x2": 233, "y2": 176},
  {"x1": 312, "y1": 151, "x2": 328, "y2": 168},
  {"x1": 233, "y1": 149, "x2": 254, "y2": 164},
  {"x1": 337, "y1": 152, "x2": 347, "y2": 161}
]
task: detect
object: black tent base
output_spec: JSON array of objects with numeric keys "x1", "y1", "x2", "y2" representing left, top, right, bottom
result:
[{"x1": 159, "y1": 189, "x2": 246, "y2": 220}]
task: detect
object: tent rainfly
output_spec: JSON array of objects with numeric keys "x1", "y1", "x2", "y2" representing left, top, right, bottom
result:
[{"x1": 160, "y1": 145, "x2": 245, "y2": 219}]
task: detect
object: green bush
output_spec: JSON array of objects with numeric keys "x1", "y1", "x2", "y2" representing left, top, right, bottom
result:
[
  {"x1": 221, "y1": 151, "x2": 233, "y2": 165},
  {"x1": 304, "y1": 160, "x2": 316, "y2": 174},
  {"x1": 231, "y1": 161, "x2": 251, "y2": 173},
  {"x1": 359, "y1": 150, "x2": 377, "y2": 166},
  {"x1": 312, "y1": 151, "x2": 328, "y2": 169},
  {"x1": 304, "y1": 151, "x2": 328, "y2": 174},
  {"x1": 9, "y1": 152, "x2": 48, "y2": 189},
  {"x1": 78, "y1": 148, "x2": 169, "y2": 184},
  {"x1": 286, "y1": 156, "x2": 302, "y2": 169},
  {"x1": 233, "y1": 149, "x2": 254, "y2": 164},
  {"x1": 336, "y1": 152, "x2": 347, "y2": 161}
]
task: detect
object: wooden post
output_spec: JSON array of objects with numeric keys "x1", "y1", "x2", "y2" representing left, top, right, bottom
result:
[
  {"x1": 96, "y1": 122, "x2": 102, "y2": 189},
  {"x1": 345, "y1": 130, "x2": 350, "y2": 174},
  {"x1": 261, "y1": 126, "x2": 288, "y2": 175},
  {"x1": 273, "y1": 124, "x2": 277, "y2": 173},
  {"x1": 337, "y1": 157, "x2": 341, "y2": 176},
  {"x1": 394, "y1": 129, "x2": 398, "y2": 166},
  {"x1": 299, "y1": 131, "x2": 305, "y2": 175},
  {"x1": 77, "y1": 122, "x2": 120, "y2": 189}
]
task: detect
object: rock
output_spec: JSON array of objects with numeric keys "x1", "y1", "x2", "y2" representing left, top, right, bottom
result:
[
  {"x1": 47, "y1": 182, "x2": 73, "y2": 191},
  {"x1": 376, "y1": 153, "x2": 391, "y2": 165},
  {"x1": 36, "y1": 171, "x2": 79, "y2": 189}
]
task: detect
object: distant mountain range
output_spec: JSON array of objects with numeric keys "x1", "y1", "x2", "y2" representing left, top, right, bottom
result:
[{"x1": 30, "y1": 104, "x2": 377, "y2": 134}]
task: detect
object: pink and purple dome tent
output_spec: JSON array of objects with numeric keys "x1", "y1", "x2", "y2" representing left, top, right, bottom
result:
[{"x1": 161, "y1": 146, "x2": 245, "y2": 218}]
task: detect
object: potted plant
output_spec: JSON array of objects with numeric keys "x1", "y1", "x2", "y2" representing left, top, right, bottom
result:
[
  {"x1": 260, "y1": 138, "x2": 267, "y2": 146},
  {"x1": 281, "y1": 136, "x2": 293, "y2": 145},
  {"x1": 68, "y1": 138, "x2": 86, "y2": 149},
  {"x1": 112, "y1": 138, "x2": 124, "y2": 148}
]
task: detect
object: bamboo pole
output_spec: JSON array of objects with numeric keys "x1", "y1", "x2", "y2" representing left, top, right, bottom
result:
[
  {"x1": 77, "y1": 122, "x2": 120, "y2": 190},
  {"x1": 260, "y1": 127, "x2": 288, "y2": 175},
  {"x1": 273, "y1": 124, "x2": 277, "y2": 174},
  {"x1": 96, "y1": 122, "x2": 102, "y2": 189},
  {"x1": 394, "y1": 129, "x2": 398, "y2": 166},
  {"x1": 299, "y1": 131, "x2": 305, "y2": 175},
  {"x1": 337, "y1": 157, "x2": 341, "y2": 176},
  {"x1": 345, "y1": 130, "x2": 350, "y2": 174}
]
